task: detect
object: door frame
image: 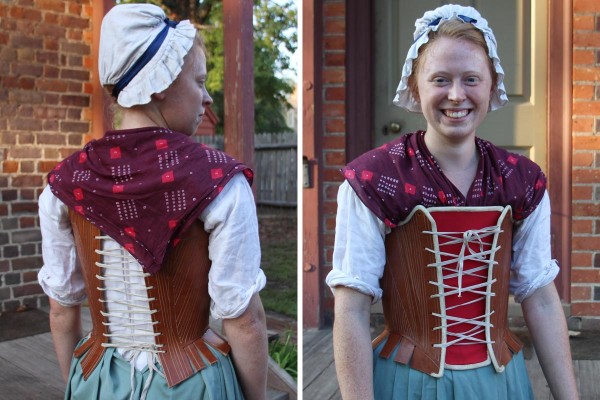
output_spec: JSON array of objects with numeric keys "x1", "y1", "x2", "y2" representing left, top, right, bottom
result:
[{"x1": 345, "y1": 0, "x2": 572, "y2": 300}]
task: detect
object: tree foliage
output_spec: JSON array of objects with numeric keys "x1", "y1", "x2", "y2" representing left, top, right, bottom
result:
[{"x1": 116, "y1": 0, "x2": 297, "y2": 133}]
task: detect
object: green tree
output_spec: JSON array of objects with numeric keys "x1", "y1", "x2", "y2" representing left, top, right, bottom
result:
[{"x1": 117, "y1": 0, "x2": 297, "y2": 133}]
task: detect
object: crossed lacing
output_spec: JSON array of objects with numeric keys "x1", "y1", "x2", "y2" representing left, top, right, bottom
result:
[
  {"x1": 94, "y1": 235, "x2": 164, "y2": 400},
  {"x1": 424, "y1": 226, "x2": 501, "y2": 349}
]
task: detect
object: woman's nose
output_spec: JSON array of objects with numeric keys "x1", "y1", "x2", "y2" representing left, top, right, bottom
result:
[
  {"x1": 448, "y1": 82, "x2": 466, "y2": 103},
  {"x1": 203, "y1": 88, "x2": 213, "y2": 106}
]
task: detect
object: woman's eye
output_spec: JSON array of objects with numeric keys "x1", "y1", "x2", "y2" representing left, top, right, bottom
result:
[
  {"x1": 432, "y1": 77, "x2": 448, "y2": 84},
  {"x1": 465, "y1": 77, "x2": 479, "y2": 85}
]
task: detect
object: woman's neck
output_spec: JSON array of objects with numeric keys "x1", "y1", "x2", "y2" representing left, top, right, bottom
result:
[{"x1": 118, "y1": 107, "x2": 166, "y2": 130}]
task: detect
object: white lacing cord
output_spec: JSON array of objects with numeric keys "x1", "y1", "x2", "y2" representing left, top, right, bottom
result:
[
  {"x1": 424, "y1": 226, "x2": 501, "y2": 350},
  {"x1": 94, "y1": 235, "x2": 164, "y2": 400}
]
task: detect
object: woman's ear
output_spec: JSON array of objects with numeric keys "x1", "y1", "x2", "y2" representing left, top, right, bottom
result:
[{"x1": 152, "y1": 91, "x2": 166, "y2": 101}]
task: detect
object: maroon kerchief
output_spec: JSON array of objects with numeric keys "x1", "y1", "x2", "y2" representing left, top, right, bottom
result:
[
  {"x1": 342, "y1": 131, "x2": 546, "y2": 227},
  {"x1": 48, "y1": 127, "x2": 253, "y2": 274}
]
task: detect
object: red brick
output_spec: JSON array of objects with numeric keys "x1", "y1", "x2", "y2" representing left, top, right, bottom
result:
[
  {"x1": 12, "y1": 283, "x2": 43, "y2": 297},
  {"x1": 21, "y1": 161, "x2": 34, "y2": 173},
  {"x1": 572, "y1": 286, "x2": 592, "y2": 301},
  {"x1": 574, "y1": 136, "x2": 600, "y2": 150},
  {"x1": 574, "y1": 0, "x2": 600, "y2": 13},
  {"x1": 8, "y1": 118, "x2": 42, "y2": 132},
  {"x1": 11, "y1": 202, "x2": 38, "y2": 214},
  {"x1": 325, "y1": 118, "x2": 345, "y2": 133},
  {"x1": 323, "y1": 2, "x2": 345, "y2": 17},
  {"x1": 574, "y1": 219, "x2": 594, "y2": 234},
  {"x1": 573, "y1": 201, "x2": 600, "y2": 217},
  {"x1": 324, "y1": 35, "x2": 345, "y2": 51},
  {"x1": 322, "y1": 168, "x2": 344, "y2": 183},
  {"x1": 573, "y1": 267, "x2": 600, "y2": 281},
  {"x1": 573, "y1": 185, "x2": 593, "y2": 201},
  {"x1": 38, "y1": 160, "x2": 59, "y2": 173},
  {"x1": 68, "y1": 2, "x2": 82, "y2": 15},
  {"x1": 2, "y1": 161, "x2": 19, "y2": 173},
  {"x1": 573, "y1": 49, "x2": 595, "y2": 65},
  {"x1": 9, "y1": 7, "x2": 41, "y2": 21},
  {"x1": 37, "y1": 0, "x2": 65, "y2": 12},
  {"x1": 322, "y1": 199, "x2": 338, "y2": 214},
  {"x1": 60, "y1": 41, "x2": 90, "y2": 55},
  {"x1": 573, "y1": 117, "x2": 594, "y2": 133},
  {"x1": 572, "y1": 252, "x2": 592, "y2": 268},
  {"x1": 60, "y1": 15, "x2": 89, "y2": 30},
  {"x1": 11, "y1": 175, "x2": 43, "y2": 187},
  {"x1": 60, "y1": 94, "x2": 89, "y2": 107},
  {"x1": 574, "y1": 85, "x2": 595, "y2": 99},
  {"x1": 574, "y1": 32, "x2": 600, "y2": 47},
  {"x1": 60, "y1": 121, "x2": 89, "y2": 134},
  {"x1": 19, "y1": 216, "x2": 36, "y2": 228},
  {"x1": 323, "y1": 103, "x2": 345, "y2": 117},
  {"x1": 574, "y1": 14, "x2": 595, "y2": 31},
  {"x1": 10, "y1": 34, "x2": 43, "y2": 49},
  {"x1": 322, "y1": 135, "x2": 346, "y2": 151},
  {"x1": 325, "y1": 87, "x2": 345, "y2": 101},
  {"x1": 572, "y1": 303, "x2": 600, "y2": 317},
  {"x1": 325, "y1": 150, "x2": 346, "y2": 166},
  {"x1": 325, "y1": 19, "x2": 345, "y2": 34},
  {"x1": 572, "y1": 236, "x2": 600, "y2": 251},
  {"x1": 325, "y1": 52, "x2": 345, "y2": 67},
  {"x1": 574, "y1": 152, "x2": 595, "y2": 166},
  {"x1": 22, "y1": 271, "x2": 38, "y2": 283},
  {"x1": 322, "y1": 68, "x2": 345, "y2": 84}
]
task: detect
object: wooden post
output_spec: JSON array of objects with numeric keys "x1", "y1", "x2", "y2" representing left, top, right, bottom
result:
[
  {"x1": 302, "y1": 0, "x2": 323, "y2": 328},
  {"x1": 223, "y1": 0, "x2": 255, "y2": 169},
  {"x1": 92, "y1": 0, "x2": 115, "y2": 139}
]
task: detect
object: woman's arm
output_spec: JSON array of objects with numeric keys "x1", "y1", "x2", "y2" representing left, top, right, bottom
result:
[
  {"x1": 521, "y1": 282, "x2": 579, "y2": 400},
  {"x1": 332, "y1": 286, "x2": 374, "y2": 400},
  {"x1": 222, "y1": 293, "x2": 268, "y2": 400},
  {"x1": 49, "y1": 298, "x2": 82, "y2": 382}
]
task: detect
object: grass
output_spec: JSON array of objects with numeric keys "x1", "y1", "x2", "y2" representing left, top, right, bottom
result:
[
  {"x1": 259, "y1": 239, "x2": 297, "y2": 318},
  {"x1": 268, "y1": 331, "x2": 298, "y2": 380}
]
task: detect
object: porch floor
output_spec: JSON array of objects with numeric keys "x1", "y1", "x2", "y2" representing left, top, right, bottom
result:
[{"x1": 303, "y1": 328, "x2": 600, "y2": 400}]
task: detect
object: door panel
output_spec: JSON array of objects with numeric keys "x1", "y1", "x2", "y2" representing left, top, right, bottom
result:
[{"x1": 373, "y1": 0, "x2": 547, "y2": 171}]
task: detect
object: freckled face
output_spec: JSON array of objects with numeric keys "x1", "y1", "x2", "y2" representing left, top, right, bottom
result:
[
  {"x1": 160, "y1": 45, "x2": 213, "y2": 136},
  {"x1": 415, "y1": 37, "x2": 493, "y2": 144}
]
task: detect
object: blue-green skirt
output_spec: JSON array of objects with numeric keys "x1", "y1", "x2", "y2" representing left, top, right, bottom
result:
[
  {"x1": 65, "y1": 342, "x2": 244, "y2": 400},
  {"x1": 373, "y1": 340, "x2": 534, "y2": 400}
]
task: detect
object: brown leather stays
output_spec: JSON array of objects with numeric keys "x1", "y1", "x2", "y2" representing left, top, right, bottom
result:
[
  {"x1": 69, "y1": 211, "x2": 230, "y2": 387},
  {"x1": 374, "y1": 206, "x2": 523, "y2": 377}
]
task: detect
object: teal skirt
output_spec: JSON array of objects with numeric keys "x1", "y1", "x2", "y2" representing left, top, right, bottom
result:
[
  {"x1": 65, "y1": 342, "x2": 244, "y2": 400},
  {"x1": 373, "y1": 340, "x2": 534, "y2": 400}
]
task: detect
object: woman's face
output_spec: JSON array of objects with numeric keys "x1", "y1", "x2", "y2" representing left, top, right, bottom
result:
[
  {"x1": 159, "y1": 45, "x2": 213, "y2": 136},
  {"x1": 415, "y1": 36, "x2": 493, "y2": 144}
]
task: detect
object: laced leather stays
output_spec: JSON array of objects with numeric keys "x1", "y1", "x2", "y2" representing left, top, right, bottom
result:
[
  {"x1": 373, "y1": 205, "x2": 523, "y2": 378},
  {"x1": 69, "y1": 210, "x2": 231, "y2": 388}
]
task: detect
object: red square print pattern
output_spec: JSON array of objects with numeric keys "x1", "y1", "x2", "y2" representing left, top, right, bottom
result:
[
  {"x1": 404, "y1": 183, "x2": 416, "y2": 195},
  {"x1": 162, "y1": 171, "x2": 175, "y2": 183},
  {"x1": 168, "y1": 220, "x2": 178, "y2": 230},
  {"x1": 73, "y1": 188, "x2": 84, "y2": 200},
  {"x1": 78, "y1": 152, "x2": 87, "y2": 163},
  {"x1": 110, "y1": 147, "x2": 122, "y2": 159},
  {"x1": 211, "y1": 168, "x2": 223, "y2": 179},
  {"x1": 155, "y1": 139, "x2": 168, "y2": 150},
  {"x1": 113, "y1": 185, "x2": 124, "y2": 193},
  {"x1": 124, "y1": 227, "x2": 136, "y2": 238},
  {"x1": 507, "y1": 155, "x2": 518, "y2": 165},
  {"x1": 361, "y1": 170, "x2": 373, "y2": 181}
]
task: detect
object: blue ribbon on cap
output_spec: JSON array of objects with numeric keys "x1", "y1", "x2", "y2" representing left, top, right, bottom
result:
[{"x1": 112, "y1": 18, "x2": 179, "y2": 99}]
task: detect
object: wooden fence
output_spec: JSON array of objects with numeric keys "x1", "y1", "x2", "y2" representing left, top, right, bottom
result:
[{"x1": 196, "y1": 132, "x2": 297, "y2": 207}]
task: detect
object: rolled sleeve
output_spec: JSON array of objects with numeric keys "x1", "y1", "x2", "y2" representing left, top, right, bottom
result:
[
  {"x1": 201, "y1": 173, "x2": 266, "y2": 319},
  {"x1": 37, "y1": 186, "x2": 86, "y2": 307},
  {"x1": 510, "y1": 191, "x2": 559, "y2": 303},
  {"x1": 326, "y1": 181, "x2": 387, "y2": 303}
]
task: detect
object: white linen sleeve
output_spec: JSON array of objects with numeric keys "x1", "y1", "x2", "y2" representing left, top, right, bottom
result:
[
  {"x1": 510, "y1": 191, "x2": 559, "y2": 303},
  {"x1": 325, "y1": 181, "x2": 387, "y2": 303},
  {"x1": 37, "y1": 186, "x2": 87, "y2": 306},
  {"x1": 200, "y1": 173, "x2": 266, "y2": 319}
]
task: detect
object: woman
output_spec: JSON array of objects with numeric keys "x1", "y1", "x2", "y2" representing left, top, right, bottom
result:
[
  {"x1": 38, "y1": 4, "x2": 267, "y2": 399},
  {"x1": 327, "y1": 5, "x2": 578, "y2": 400}
]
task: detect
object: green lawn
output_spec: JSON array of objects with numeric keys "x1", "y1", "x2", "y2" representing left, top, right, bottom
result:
[{"x1": 260, "y1": 239, "x2": 297, "y2": 318}]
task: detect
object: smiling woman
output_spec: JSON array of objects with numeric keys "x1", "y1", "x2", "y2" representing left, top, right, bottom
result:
[{"x1": 326, "y1": 4, "x2": 579, "y2": 400}]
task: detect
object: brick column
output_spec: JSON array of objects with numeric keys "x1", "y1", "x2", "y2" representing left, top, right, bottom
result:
[
  {"x1": 0, "y1": 1, "x2": 93, "y2": 311},
  {"x1": 571, "y1": 0, "x2": 600, "y2": 326},
  {"x1": 319, "y1": 0, "x2": 347, "y2": 323}
]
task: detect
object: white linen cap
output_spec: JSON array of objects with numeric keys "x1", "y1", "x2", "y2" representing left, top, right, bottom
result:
[
  {"x1": 99, "y1": 4, "x2": 197, "y2": 108},
  {"x1": 393, "y1": 4, "x2": 508, "y2": 113}
]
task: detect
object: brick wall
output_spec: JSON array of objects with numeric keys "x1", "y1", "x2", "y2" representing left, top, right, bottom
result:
[
  {"x1": 320, "y1": 0, "x2": 346, "y2": 323},
  {"x1": 571, "y1": 0, "x2": 600, "y2": 325},
  {"x1": 0, "y1": 0, "x2": 93, "y2": 312}
]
